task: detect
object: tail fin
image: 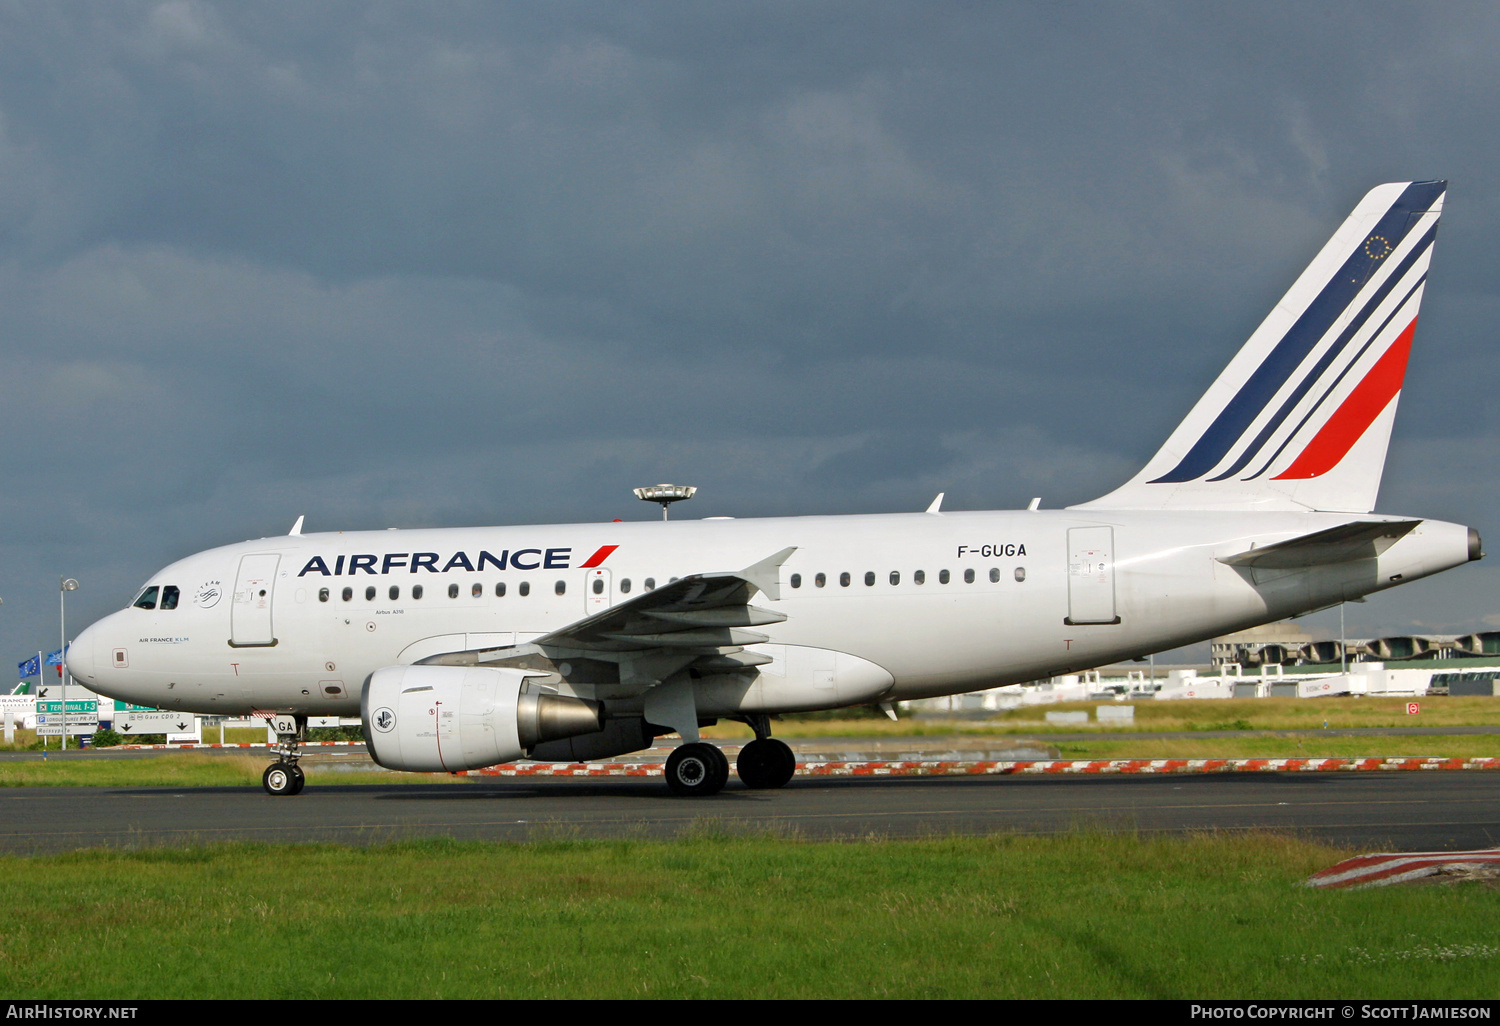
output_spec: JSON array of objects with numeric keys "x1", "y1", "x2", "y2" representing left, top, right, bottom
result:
[{"x1": 1074, "y1": 180, "x2": 1445, "y2": 513}]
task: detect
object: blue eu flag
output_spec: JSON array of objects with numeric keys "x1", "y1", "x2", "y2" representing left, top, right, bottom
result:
[{"x1": 18, "y1": 655, "x2": 39, "y2": 678}]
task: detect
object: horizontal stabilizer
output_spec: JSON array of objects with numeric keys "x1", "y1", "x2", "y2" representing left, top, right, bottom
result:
[{"x1": 1218, "y1": 520, "x2": 1420, "y2": 570}]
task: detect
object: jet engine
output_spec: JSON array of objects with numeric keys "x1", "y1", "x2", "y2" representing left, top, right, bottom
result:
[{"x1": 361, "y1": 664, "x2": 604, "y2": 773}]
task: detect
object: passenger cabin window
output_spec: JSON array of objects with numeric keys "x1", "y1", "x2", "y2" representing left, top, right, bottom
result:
[
  {"x1": 519, "y1": 581, "x2": 531, "y2": 597},
  {"x1": 318, "y1": 588, "x2": 329, "y2": 603},
  {"x1": 889, "y1": 571, "x2": 900, "y2": 586},
  {"x1": 448, "y1": 583, "x2": 459, "y2": 599},
  {"x1": 389, "y1": 585, "x2": 400, "y2": 600},
  {"x1": 864, "y1": 572, "x2": 875, "y2": 586},
  {"x1": 914, "y1": 570, "x2": 925, "y2": 585},
  {"x1": 815, "y1": 573, "x2": 826, "y2": 588},
  {"x1": 644, "y1": 578, "x2": 655, "y2": 591},
  {"x1": 365, "y1": 586, "x2": 376, "y2": 601},
  {"x1": 939, "y1": 570, "x2": 950, "y2": 584},
  {"x1": 160, "y1": 585, "x2": 180, "y2": 610},
  {"x1": 1015, "y1": 567, "x2": 1027, "y2": 582},
  {"x1": 412, "y1": 585, "x2": 424, "y2": 600},
  {"x1": 989, "y1": 568, "x2": 1001, "y2": 583},
  {"x1": 342, "y1": 587, "x2": 353, "y2": 601},
  {"x1": 620, "y1": 578, "x2": 632, "y2": 594},
  {"x1": 592, "y1": 578, "x2": 604, "y2": 594},
  {"x1": 964, "y1": 569, "x2": 975, "y2": 584},
  {"x1": 839, "y1": 572, "x2": 850, "y2": 587},
  {"x1": 495, "y1": 582, "x2": 506, "y2": 597},
  {"x1": 555, "y1": 580, "x2": 566, "y2": 595},
  {"x1": 473, "y1": 583, "x2": 483, "y2": 598},
  {"x1": 790, "y1": 573, "x2": 801, "y2": 589},
  {"x1": 133, "y1": 586, "x2": 159, "y2": 610}
]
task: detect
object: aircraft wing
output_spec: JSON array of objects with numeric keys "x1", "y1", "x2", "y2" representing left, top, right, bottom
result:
[
  {"x1": 533, "y1": 546, "x2": 793, "y2": 655},
  {"x1": 1218, "y1": 520, "x2": 1421, "y2": 570},
  {"x1": 418, "y1": 546, "x2": 796, "y2": 684}
]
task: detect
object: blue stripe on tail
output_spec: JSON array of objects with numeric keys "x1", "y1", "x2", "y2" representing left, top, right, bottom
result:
[{"x1": 1149, "y1": 181, "x2": 1445, "y2": 484}]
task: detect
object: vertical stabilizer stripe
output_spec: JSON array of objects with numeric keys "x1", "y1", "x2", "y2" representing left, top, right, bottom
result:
[
  {"x1": 1206, "y1": 227, "x2": 1435, "y2": 481},
  {"x1": 1242, "y1": 274, "x2": 1425, "y2": 480},
  {"x1": 1271, "y1": 317, "x2": 1417, "y2": 480},
  {"x1": 1149, "y1": 180, "x2": 1444, "y2": 483}
]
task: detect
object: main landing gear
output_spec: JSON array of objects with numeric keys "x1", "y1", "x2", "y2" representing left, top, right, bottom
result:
[
  {"x1": 664, "y1": 716, "x2": 797, "y2": 796},
  {"x1": 262, "y1": 714, "x2": 307, "y2": 796}
]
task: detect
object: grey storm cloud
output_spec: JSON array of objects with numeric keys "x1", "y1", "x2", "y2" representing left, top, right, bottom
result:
[{"x1": 2, "y1": 1, "x2": 1498, "y2": 660}]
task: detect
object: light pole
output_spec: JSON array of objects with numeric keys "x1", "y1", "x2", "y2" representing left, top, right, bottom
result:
[
  {"x1": 633, "y1": 484, "x2": 697, "y2": 521},
  {"x1": 60, "y1": 578, "x2": 78, "y2": 752}
]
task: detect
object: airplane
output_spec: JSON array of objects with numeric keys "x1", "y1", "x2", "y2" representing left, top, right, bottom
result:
[{"x1": 66, "y1": 180, "x2": 1481, "y2": 797}]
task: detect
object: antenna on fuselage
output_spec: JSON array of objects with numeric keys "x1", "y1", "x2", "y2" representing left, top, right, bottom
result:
[
  {"x1": 633, "y1": 484, "x2": 696, "y2": 521},
  {"x1": 288, "y1": 515, "x2": 305, "y2": 536}
]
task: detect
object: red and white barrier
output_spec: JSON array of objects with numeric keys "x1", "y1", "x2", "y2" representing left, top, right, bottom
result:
[
  {"x1": 112, "y1": 741, "x2": 365, "y2": 750},
  {"x1": 464, "y1": 756, "x2": 1500, "y2": 778},
  {"x1": 1307, "y1": 848, "x2": 1500, "y2": 889}
]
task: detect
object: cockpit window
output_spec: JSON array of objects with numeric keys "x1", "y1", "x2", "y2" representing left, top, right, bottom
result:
[
  {"x1": 133, "y1": 586, "x2": 159, "y2": 610},
  {"x1": 159, "y1": 586, "x2": 180, "y2": 610}
]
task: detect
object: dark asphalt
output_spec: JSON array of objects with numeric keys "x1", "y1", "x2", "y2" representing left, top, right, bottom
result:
[{"x1": 2, "y1": 770, "x2": 1497, "y2": 854}]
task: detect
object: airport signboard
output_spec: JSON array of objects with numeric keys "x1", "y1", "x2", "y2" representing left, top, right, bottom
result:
[
  {"x1": 36, "y1": 723, "x2": 95, "y2": 736},
  {"x1": 37, "y1": 700, "x2": 97, "y2": 715},
  {"x1": 117, "y1": 711, "x2": 195, "y2": 734}
]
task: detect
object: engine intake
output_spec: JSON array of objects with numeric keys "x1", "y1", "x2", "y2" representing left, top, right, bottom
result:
[{"x1": 361, "y1": 664, "x2": 604, "y2": 773}]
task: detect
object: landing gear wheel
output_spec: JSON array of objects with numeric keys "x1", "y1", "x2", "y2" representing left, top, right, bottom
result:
[
  {"x1": 263, "y1": 762, "x2": 298, "y2": 796},
  {"x1": 288, "y1": 765, "x2": 306, "y2": 795},
  {"x1": 665, "y1": 742, "x2": 730, "y2": 797},
  {"x1": 737, "y1": 738, "x2": 797, "y2": 789}
]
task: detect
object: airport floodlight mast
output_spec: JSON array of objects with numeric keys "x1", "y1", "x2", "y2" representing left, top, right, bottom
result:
[
  {"x1": 634, "y1": 483, "x2": 697, "y2": 520},
  {"x1": 60, "y1": 578, "x2": 78, "y2": 751}
]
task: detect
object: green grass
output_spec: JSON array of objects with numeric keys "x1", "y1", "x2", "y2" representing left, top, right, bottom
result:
[
  {"x1": 0, "y1": 832, "x2": 1494, "y2": 998},
  {"x1": 1051, "y1": 735, "x2": 1500, "y2": 760},
  {"x1": 0, "y1": 754, "x2": 462, "y2": 788}
]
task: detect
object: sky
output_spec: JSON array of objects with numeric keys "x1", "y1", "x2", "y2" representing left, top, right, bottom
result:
[{"x1": 3, "y1": 1, "x2": 1498, "y2": 668}]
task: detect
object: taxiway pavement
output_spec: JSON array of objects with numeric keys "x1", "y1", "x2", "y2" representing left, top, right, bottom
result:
[{"x1": 1, "y1": 770, "x2": 1496, "y2": 854}]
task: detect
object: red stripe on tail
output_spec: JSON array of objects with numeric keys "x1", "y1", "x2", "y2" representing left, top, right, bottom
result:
[{"x1": 1273, "y1": 317, "x2": 1416, "y2": 481}]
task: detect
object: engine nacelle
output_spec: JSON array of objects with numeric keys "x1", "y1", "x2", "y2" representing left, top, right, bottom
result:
[{"x1": 361, "y1": 664, "x2": 604, "y2": 773}]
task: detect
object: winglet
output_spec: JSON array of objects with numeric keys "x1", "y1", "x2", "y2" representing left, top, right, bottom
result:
[
  {"x1": 288, "y1": 515, "x2": 305, "y2": 537},
  {"x1": 738, "y1": 546, "x2": 797, "y2": 601},
  {"x1": 926, "y1": 493, "x2": 944, "y2": 514}
]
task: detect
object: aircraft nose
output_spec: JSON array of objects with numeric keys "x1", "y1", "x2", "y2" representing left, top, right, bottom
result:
[{"x1": 66, "y1": 623, "x2": 97, "y2": 685}]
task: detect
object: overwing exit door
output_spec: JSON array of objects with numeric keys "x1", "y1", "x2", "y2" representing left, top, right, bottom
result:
[{"x1": 1066, "y1": 526, "x2": 1120, "y2": 625}]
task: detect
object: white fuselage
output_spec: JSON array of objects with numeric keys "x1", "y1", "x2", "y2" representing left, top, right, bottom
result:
[{"x1": 66, "y1": 508, "x2": 1475, "y2": 718}]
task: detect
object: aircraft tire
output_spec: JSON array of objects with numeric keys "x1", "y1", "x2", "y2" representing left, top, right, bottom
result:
[
  {"x1": 288, "y1": 765, "x2": 306, "y2": 795},
  {"x1": 665, "y1": 743, "x2": 729, "y2": 797},
  {"x1": 263, "y1": 763, "x2": 298, "y2": 796},
  {"x1": 737, "y1": 738, "x2": 796, "y2": 789}
]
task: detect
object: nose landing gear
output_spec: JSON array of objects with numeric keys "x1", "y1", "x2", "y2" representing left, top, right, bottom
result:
[
  {"x1": 263, "y1": 761, "x2": 305, "y2": 796},
  {"x1": 261, "y1": 713, "x2": 307, "y2": 796}
]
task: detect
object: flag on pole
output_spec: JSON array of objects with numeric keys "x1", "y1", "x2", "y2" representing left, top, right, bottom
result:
[
  {"x1": 45, "y1": 648, "x2": 67, "y2": 677},
  {"x1": 17, "y1": 655, "x2": 39, "y2": 678}
]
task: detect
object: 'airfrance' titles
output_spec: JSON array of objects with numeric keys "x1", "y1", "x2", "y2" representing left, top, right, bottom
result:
[{"x1": 297, "y1": 545, "x2": 617, "y2": 577}]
